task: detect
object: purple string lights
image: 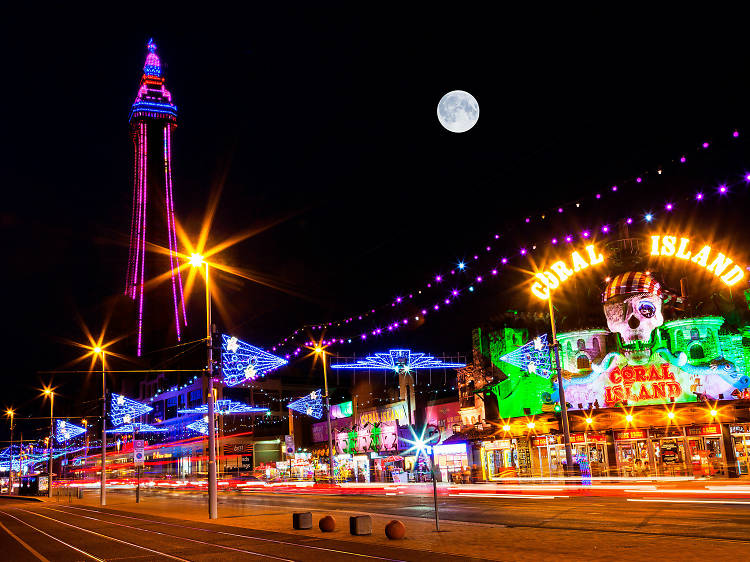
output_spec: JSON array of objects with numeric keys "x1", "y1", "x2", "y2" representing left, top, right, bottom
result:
[{"x1": 268, "y1": 129, "x2": 746, "y2": 356}]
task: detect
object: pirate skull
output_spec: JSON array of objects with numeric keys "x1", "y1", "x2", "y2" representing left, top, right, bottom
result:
[{"x1": 602, "y1": 272, "x2": 664, "y2": 347}]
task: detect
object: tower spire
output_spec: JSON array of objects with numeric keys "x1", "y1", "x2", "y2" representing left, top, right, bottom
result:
[{"x1": 143, "y1": 38, "x2": 161, "y2": 77}]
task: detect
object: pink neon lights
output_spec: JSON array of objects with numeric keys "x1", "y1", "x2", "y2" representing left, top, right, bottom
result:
[{"x1": 137, "y1": 123, "x2": 148, "y2": 356}]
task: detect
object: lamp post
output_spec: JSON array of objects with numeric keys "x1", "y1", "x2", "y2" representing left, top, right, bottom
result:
[
  {"x1": 82, "y1": 419, "x2": 88, "y2": 482},
  {"x1": 314, "y1": 346, "x2": 335, "y2": 482},
  {"x1": 93, "y1": 346, "x2": 107, "y2": 506},
  {"x1": 6, "y1": 409, "x2": 14, "y2": 495},
  {"x1": 44, "y1": 388, "x2": 54, "y2": 498},
  {"x1": 190, "y1": 253, "x2": 218, "y2": 519},
  {"x1": 548, "y1": 297, "x2": 574, "y2": 470}
]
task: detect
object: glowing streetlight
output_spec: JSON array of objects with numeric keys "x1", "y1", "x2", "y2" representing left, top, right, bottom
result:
[
  {"x1": 305, "y1": 340, "x2": 334, "y2": 481},
  {"x1": 5, "y1": 408, "x2": 14, "y2": 495},
  {"x1": 191, "y1": 252, "x2": 218, "y2": 519},
  {"x1": 42, "y1": 387, "x2": 54, "y2": 498}
]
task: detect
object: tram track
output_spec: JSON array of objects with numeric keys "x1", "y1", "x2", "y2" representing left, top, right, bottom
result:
[{"x1": 48, "y1": 505, "x2": 412, "y2": 561}]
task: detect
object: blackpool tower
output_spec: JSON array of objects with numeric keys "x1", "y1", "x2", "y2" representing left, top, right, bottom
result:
[{"x1": 126, "y1": 39, "x2": 187, "y2": 355}]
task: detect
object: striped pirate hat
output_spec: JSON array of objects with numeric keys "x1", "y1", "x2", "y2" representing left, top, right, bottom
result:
[{"x1": 602, "y1": 271, "x2": 662, "y2": 303}]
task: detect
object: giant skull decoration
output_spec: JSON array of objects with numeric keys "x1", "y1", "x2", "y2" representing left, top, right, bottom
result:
[{"x1": 602, "y1": 272, "x2": 664, "y2": 351}]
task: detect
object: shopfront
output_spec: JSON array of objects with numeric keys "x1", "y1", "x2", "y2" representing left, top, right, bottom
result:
[
  {"x1": 334, "y1": 453, "x2": 370, "y2": 482},
  {"x1": 481, "y1": 439, "x2": 517, "y2": 480},
  {"x1": 730, "y1": 423, "x2": 750, "y2": 475},
  {"x1": 533, "y1": 433, "x2": 609, "y2": 477}
]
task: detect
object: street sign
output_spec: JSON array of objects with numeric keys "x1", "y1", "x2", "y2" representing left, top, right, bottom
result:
[
  {"x1": 284, "y1": 435, "x2": 295, "y2": 455},
  {"x1": 133, "y1": 440, "x2": 145, "y2": 467}
]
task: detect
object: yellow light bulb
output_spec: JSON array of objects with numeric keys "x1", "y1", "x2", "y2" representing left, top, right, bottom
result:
[
  {"x1": 667, "y1": 411, "x2": 675, "y2": 419},
  {"x1": 503, "y1": 425, "x2": 510, "y2": 431},
  {"x1": 585, "y1": 417, "x2": 593, "y2": 424},
  {"x1": 93, "y1": 346, "x2": 102, "y2": 354},
  {"x1": 625, "y1": 414, "x2": 633, "y2": 423},
  {"x1": 710, "y1": 409, "x2": 718, "y2": 417},
  {"x1": 190, "y1": 253, "x2": 205, "y2": 268},
  {"x1": 527, "y1": 422, "x2": 535, "y2": 429}
]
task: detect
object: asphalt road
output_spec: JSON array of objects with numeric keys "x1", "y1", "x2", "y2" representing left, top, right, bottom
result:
[{"x1": 0, "y1": 498, "x2": 470, "y2": 561}]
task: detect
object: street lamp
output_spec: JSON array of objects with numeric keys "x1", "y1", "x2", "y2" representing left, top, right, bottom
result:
[
  {"x1": 5, "y1": 408, "x2": 14, "y2": 495},
  {"x1": 314, "y1": 345, "x2": 335, "y2": 482},
  {"x1": 190, "y1": 253, "x2": 218, "y2": 519},
  {"x1": 92, "y1": 346, "x2": 108, "y2": 506},
  {"x1": 43, "y1": 387, "x2": 54, "y2": 498}
]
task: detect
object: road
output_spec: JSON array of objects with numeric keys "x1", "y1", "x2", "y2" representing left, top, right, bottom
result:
[{"x1": 2, "y1": 490, "x2": 749, "y2": 560}]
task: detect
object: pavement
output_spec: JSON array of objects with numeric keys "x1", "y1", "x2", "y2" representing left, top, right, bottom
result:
[{"x1": 2, "y1": 486, "x2": 748, "y2": 561}]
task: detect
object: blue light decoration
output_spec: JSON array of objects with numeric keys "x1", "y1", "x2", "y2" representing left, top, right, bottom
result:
[
  {"x1": 110, "y1": 393, "x2": 153, "y2": 427},
  {"x1": 498, "y1": 333, "x2": 553, "y2": 378},
  {"x1": 106, "y1": 423, "x2": 167, "y2": 434},
  {"x1": 221, "y1": 334, "x2": 288, "y2": 387},
  {"x1": 287, "y1": 389, "x2": 323, "y2": 419},
  {"x1": 178, "y1": 399, "x2": 269, "y2": 415},
  {"x1": 186, "y1": 419, "x2": 216, "y2": 435},
  {"x1": 55, "y1": 420, "x2": 86, "y2": 443},
  {"x1": 330, "y1": 349, "x2": 465, "y2": 372}
]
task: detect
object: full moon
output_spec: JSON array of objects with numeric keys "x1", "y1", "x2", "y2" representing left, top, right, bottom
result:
[{"x1": 437, "y1": 90, "x2": 479, "y2": 133}]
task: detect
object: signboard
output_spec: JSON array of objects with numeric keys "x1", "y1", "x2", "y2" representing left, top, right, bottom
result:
[
  {"x1": 661, "y1": 440, "x2": 680, "y2": 464},
  {"x1": 223, "y1": 443, "x2": 252, "y2": 455},
  {"x1": 614, "y1": 430, "x2": 648, "y2": 440},
  {"x1": 241, "y1": 455, "x2": 253, "y2": 469},
  {"x1": 331, "y1": 401, "x2": 353, "y2": 419},
  {"x1": 358, "y1": 401, "x2": 409, "y2": 426},
  {"x1": 284, "y1": 435, "x2": 295, "y2": 455},
  {"x1": 312, "y1": 417, "x2": 352, "y2": 442},
  {"x1": 686, "y1": 424, "x2": 721, "y2": 436},
  {"x1": 133, "y1": 440, "x2": 145, "y2": 467},
  {"x1": 334, "y1": 421, "x2": 399, "y2": 454}
]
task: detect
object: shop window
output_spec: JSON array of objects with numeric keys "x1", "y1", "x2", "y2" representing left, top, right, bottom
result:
[
  {"x1": 577, "y1": 355, "x2": 591, "y2": 370},
  {"x1": 690, "y1": 345, "x2": 705, "y2": 360},
  {"x1": 166, "y1": 396, "x2": 178, "y2": 419}
]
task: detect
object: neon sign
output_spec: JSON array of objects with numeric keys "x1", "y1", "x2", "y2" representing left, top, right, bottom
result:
[
  {"x1": 530, "y1": 245, "x2": 605, "y2": 300},
  {"x1": 649, "y1": 234, "x2": 745, "y2": 286}
]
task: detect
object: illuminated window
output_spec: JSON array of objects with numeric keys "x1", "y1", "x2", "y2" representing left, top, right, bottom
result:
[{"x1": 577, "y1": 355, "x2": 591, "y2": 370}]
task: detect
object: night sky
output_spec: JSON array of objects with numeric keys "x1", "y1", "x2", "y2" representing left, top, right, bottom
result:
[{"x1": 3, "y1": 9, "x2": 749, "y2": 438}]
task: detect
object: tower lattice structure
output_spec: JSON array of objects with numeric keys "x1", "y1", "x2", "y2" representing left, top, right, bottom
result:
[{"x1": 125, "y1": 39, "x2": 187, "y2": 355}]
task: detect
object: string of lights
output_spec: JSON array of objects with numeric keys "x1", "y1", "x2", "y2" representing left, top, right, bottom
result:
[{"x1": 268, "y1": 129, "x2": 747, "y2": 357}]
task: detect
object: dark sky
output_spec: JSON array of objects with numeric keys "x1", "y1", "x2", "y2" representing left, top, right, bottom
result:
[{"x1": 2, "y1": 9, "x2": 749, "y2": 436}]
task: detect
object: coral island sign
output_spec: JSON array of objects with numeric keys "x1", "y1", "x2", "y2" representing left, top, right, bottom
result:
[
  {"x1": 531, "y1": 244, "x2": 605, "y2": 300},
  {"x1": 530, "y1": 234, "x2": 746, "y2": 300},
  {"x1": 649, "y1": 235, "x2": 744, "y2": 286}
]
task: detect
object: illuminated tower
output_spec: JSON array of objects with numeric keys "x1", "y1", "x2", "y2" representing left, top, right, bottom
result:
[{"x1": 125, "y1": 39, "x2": 187, "y2": 355}]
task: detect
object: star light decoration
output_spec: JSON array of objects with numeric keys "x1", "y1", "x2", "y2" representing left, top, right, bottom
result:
[
  {"x1": 497, "y1": 334, "x2": 553, "y2": 378},
  {"x1": 186, "y1": 418, "x2": 216, "y2": 435},
  {"x1": 55, "y1": 420, "x2": 87, "y2": 443},
  {"x1": 178, "y1": 399, "x2": 269, "y2": 415},
  {"x1": 221, "y1": 334, "x2": 288, "y2": 387},
  {"x1": 110, "y1": 393, "x2": 154, "y2": 427},
  {"x1": 287, "y1": 389, "x2": 323, "y2": 419},
  {"x1": 106, "y1": 423, "x2": 167, "y2": 434},
  {"x1": 329, "y1": 349, "x2": 465, "y2": 372}
]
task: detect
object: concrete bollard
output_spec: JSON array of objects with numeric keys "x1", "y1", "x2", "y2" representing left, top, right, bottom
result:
[
  {"x1": 293, "y1": 512, "x2": 312, "y2": 530},
  {"x1": 349, "y1": 515, "x2": 372, "y2": 536},
  {"x1": 385, "y1": 519, "x2": 406, "y2": 540},
  {"x1": 319, "y1": 515, "x2": 336, "y2": 532}
]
